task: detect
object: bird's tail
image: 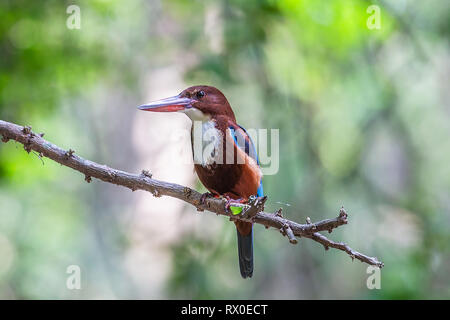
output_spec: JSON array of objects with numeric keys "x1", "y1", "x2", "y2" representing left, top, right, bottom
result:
[{"x1": 236, "y1": 222, "x2": 253, "y2": 279}]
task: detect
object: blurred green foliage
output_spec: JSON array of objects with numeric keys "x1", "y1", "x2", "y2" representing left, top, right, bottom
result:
[{"x1": 0, "y1": 0, "x2": 449, "y2": 299}]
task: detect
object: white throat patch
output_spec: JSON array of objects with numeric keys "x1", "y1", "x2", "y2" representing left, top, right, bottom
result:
[{"x1": 183, "y1": 107, "x2": 209, "y2": 122}]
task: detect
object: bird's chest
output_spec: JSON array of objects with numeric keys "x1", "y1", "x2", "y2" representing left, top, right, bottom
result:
[
  {"x1": 190, "y1": 120, "x2": 241, "y2": 195},
  {"x1": 190, "y1": 120, "x2": 256, "y2": 198}
]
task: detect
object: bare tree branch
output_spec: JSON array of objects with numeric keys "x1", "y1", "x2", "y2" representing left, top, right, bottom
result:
[{"x1": 0, "y1": 119, "x2": 384, "y2": 268}]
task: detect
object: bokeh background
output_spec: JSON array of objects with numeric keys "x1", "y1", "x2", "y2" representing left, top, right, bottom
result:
[{"x1": 0, "y1": 0, "x2": 449, "y2": 299}]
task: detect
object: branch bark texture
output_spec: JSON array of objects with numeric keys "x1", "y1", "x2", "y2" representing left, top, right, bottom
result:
[{"x1": 0, "y1": 119, "x2": 384, "y2": 268}]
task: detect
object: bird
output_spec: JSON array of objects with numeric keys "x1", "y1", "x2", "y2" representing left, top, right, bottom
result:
[{"x1": 138, "y1": 85, "x2": 263, "y2": 278}]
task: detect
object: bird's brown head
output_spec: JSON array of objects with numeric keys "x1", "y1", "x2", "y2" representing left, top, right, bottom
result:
[{"x1": 138, "y1": 85, "x2": 236, "y2": 121}]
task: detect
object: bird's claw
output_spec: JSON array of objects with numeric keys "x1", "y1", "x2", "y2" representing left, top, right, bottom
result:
[{"x1": 200, "y1": 192, "x2": 218, "y2": 205}]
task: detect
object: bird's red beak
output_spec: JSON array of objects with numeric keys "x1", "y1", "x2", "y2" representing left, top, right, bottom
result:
[{"x1": 138, "y1": 95, "x2": 194, "y2": 112}]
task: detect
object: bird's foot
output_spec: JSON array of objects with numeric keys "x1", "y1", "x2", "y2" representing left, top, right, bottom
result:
[{"x1": 200, "y1": 192, "x2": 219, "y2": 205}]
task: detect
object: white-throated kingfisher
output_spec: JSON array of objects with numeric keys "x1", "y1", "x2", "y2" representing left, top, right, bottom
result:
[{"x1": 138, "y1": 85, "x2": 263, "y2": 278}]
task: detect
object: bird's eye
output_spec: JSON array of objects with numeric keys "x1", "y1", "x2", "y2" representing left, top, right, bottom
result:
[{"x1": 196, "y1": 90, "x2": 205, "y2": 99}]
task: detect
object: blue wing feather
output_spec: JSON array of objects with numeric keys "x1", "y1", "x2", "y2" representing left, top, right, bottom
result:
[{"x1": 229, "y1": 125, "x2": 264, "y2": 197}]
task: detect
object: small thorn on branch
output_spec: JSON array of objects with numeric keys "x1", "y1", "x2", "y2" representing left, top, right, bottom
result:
[
  {"x1": 339, "y1": 206, "x2": 348, "y2": 223},
  {"x1": 183, "y1": 187, "x2": 192, "y2": 198},
  {"x1": 107, "y1": 170, "x2": 117, "y2": 181},
  {"x1": 85, "y1": 175, "x2": 92, "y2": 183},
  {"x1": 65, "y1": 149, "x2": 75, "y2": 159},
  {"x1": 275, "y1": 208, "x2": 283, "y2": 217},
  {"x1": 141, "y1": 169, "x2": 152, "y2": 178},
  {"x1": 306, "y1": 217, "x2": 312, "y2": 224},
  {"x1": 22, "y1": 126, "x2": 32, "y2": 135}
]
